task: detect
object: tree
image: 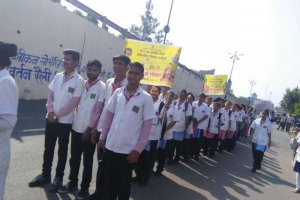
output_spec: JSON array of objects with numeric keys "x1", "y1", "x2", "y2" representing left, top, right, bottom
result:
[
  {"x1": 73, "y1": 9, "x2": 99, "y2": 25},
  {"x1": 129, "y1": 0, "x2": 165, "y2": 43},
  {"x1": 280, "y1": 87, "x2": 300, "y2": 114}
]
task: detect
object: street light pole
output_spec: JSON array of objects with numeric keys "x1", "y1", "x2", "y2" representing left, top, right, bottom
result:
[
  {"x1": 249, "y1": 79, "x2": 256, "y2": 105},
  {"x1": 228, "y1": 51, "x2": 243, "y2": 81},
  {"x1": 163, "y1": 0, "x2": 174, "y2": 44}
]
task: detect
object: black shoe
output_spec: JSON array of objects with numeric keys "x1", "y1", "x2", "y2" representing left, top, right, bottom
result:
[
  {"x1": 49, "y1": 176, "x2": 63, "y2": 193},
  {"x1": 173, "y1": 158, "x2": 179, "y2": 163},
  {"x1": 251, "y1": 168, "x2": 256, "y2": 173},
  {"x1": 76, "y1": 189, "x2": 90, "y2": 200},
  {"x1": 28, "y1": 174, "x2": 51, "y2": 187},
  {"x1": 166, "y1": 159, "x2": 174, "y2": 165},
  {"x1": 88, "y1": 192, "x2": 99, "y2": 200},
  {"x1": 58, "y1": 181, "x2": 77, "y2": 194},
  {"x1": 154, "y1": 171, "x2": 162, "y2": 177},
  {"x1": 131, "y1": 176, "x2": 141, "y2": 183},
  {"x1": 138, "y1": 178, "x2": 148, "y2": 187}
]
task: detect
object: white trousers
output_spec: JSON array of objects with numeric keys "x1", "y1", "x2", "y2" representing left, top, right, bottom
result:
[
  {"x1": 297, "y1": 173, "x2": 300, "y2": 189},
  {"x1": 0, "y1": 172, "x2": 7, "y2": 200}
]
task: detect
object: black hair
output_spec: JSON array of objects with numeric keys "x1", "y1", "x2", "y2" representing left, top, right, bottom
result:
[
  {"x1": 63, "y1": 49, "x2": 80, "y2": 62},
  {"x1": 113, "y1": 55, "x2": 131, "y2": 66},
  {"x1": 151, "y1": 85, "x2": 161, "y2": 93},
  {"x1": 129, "y1": 62, "x2": 144, "y2": 74},
  {"x1": 180, "y1": 89, "x2": 187, "y2": 95},
  {"x1": 87, "y1": 59, "x2": 102, "y2": 70},
  {"x1": 0, "y1": 42, "x2": 17, "y2": 67},
  {"x1": 187, "y1": 92, "x2": 195, "y2": 101},
  {"x1": 199, "y1": 93, "x2": 206, "y2": 97}
]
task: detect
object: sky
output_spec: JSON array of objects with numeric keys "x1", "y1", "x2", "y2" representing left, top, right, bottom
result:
[{"x1": 62, "y1": 0, "x2": 300, "y2": 106}]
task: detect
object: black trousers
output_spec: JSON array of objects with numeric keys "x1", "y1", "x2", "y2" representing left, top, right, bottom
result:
[
  {"x1": 182, "y1": 138, "x2": 191, "y2": 160},
  {"x1": 103, "y1": 149, "x2": 134, "y2": 200},
  {"x1": 68, "y1": 130, "x2": 96, "y2": 190},
  {"x1": 42, "y1": 121, "x2": 72, "y2": 178},
  {"x1": 156, "y1": 140, "x2": 172, "y2": 173},
  {"x1": 252, "y1": 143, "x2": 265, "y2": 170},
  {"x1": 191, "y1": 129, "x2": 204, "y2": 157},
  {"x1": 203, "y1": 135, "x2": 218, "y2": 156},
  {"x1": 135, "y1": 140, "x2": 158, "y2": 182},
  {"x1": 168, "y1": 140, "x2": 183, "y2": 161},
  {"x1": 218, "y1": 139, "x2": 226, "y2": 152}
]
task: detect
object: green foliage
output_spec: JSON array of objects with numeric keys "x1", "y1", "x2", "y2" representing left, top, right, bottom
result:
[
  {"x1": 280, "y1": 87, "x2": 300, "y2": 115},
  {"x1": 73, "y1": 9, "x2": 99, "y2": 25},
  {"x1": 129, "y1": 0, "x2": 166, "y2": 43},
  {"x1": 294, "y1": 102, "x2": 300, "y2": 116}
]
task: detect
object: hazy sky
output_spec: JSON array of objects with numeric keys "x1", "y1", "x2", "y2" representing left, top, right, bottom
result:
[{"x1": 62, "y1": 0, "x2": 300, "y2": 106}]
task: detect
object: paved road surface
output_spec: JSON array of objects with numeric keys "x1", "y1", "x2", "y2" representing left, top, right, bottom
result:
[{"x1": 4, "y1": 100, "x2": 299, "y2": 200}]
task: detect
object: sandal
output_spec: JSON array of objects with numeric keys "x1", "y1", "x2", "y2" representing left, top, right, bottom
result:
[{"x1": 293, "y1": 188, "x2": 300, "y2": 193}]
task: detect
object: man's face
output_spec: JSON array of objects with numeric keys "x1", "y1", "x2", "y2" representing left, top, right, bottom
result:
[
  {"x1": 179, "y1": 90, "x2": 186, "y2": 100},
  {"x1": 231, "y1": 104, "x2": 237, "y2": 111},
  {"x1": 187, "y1": 95, "x2": 194, "y2": 103},
  {"x1": 124, "y1": 50, "x2": 132, "y2": 57},
  {"x1": 63, "y1": 54, "x2": 77, "y2": 70},
  {"x1": 213, "y1": 103, "x2": 220, "y2": 112},
  {"x1": 113, "y1": 59, "x2": 128, "y2": 77},
  {"x1": 261, "y1": 112, "x2": 267, "y2": 120},
  {"x1": 149, "y1": 86, "x2": 160, "y2": 99},
  {"x1": 225, "y1": 102, "x2": 232, "y2": 109},
  {"x1": 198, "y1": 95, "x2": 205, "y2": 103},
  {"x1": 86, "y1": 65, "x2": 100, "y2": 80},
  {"x1": 127, "y1": 66, "x2": 143, "y2": 85},
  {"x1": 206, "y1": 98, "x2": 212, "y2": 105}
]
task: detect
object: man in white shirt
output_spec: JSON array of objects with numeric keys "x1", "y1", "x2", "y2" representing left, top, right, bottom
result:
[
  {"x1": 89, "y1": 55, "x2": 130, "y2": 200},
  {"x1": 203, "y1": 102, "x2": 221, "y2": 158},
  {"x1": 0, "y1": 42, "x2": 18, "y2": 200},
  {"x1": 98, "y1": 62, "x2": 155, "y2": 200},
  {"x1": 192, "y1": 93, "x2": 210, "y2": 160},
  {"x1": 249, "y1": 109, "x2": 272, "y2": 173},
  {"x1": 57, "y1": 60, "x2": 105, "y2": 199},
  {"x1": 225, "y1": 104, "x2": 238, "y2": 152},
  {"x1": 29, "y1": 50, "x2": 85, "y2": 193},
  {"x1": 134, "y1": 85, "x2": 163, "y2": 186},
  {"x1": 155, "y1": 91, "x2": 179, "y2": 176},
  {"x1": 167, "y1": 89, "x2": 192, "y2": 164},
  {"x1": 218, "y1": 101, "x2": 232, "y2": 153}
]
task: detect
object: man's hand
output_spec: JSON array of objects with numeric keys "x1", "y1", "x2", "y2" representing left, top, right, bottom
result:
[
  {"x1": 248, "y1": 135, "x2": 252, "y2": 143},
  {"x1": 47, "y1": 112, "x2": 55, "y2": 123},
  {"x1": 97, "y1": 140, "x2": 105, "y2": 154},
  {"x1": 82, "y1": 127, "x2": 92, "y2": 143},
  {"x1": 91, "y1": 129, "x2": 98, "y2": 144},
  {"x1": 127, "y1": 150, "x2": 140, "y2": 164}
]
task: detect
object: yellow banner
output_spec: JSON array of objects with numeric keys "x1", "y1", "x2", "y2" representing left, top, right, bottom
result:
[
  {"x1": 203, "y1": 75, "x2": 228, "y2": 95},
  {"x1": 124, "y1": 39, "x2": 181, "y2": 88}
]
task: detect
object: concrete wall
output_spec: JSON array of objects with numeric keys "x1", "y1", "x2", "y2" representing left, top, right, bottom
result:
[
  {"x1": 0, "y1": 0, "x2": 123, "y2": 99},
  {"x1": 0, "y1": 0, "x2": 204, "y2": 99}
]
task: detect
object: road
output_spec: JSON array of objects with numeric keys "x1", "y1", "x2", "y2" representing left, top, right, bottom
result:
[{"x1": 4, "y1": 100, "x2": 299, "y2": 200}]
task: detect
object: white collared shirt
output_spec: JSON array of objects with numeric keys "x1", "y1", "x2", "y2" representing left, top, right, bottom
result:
[
  {"x1": 208, "y1": 111, "x2": 220, "y2": 134},
  {"x1": 97, "y1": 77, "x2": 127, "y2": 132},
  {"x1": 72, "y1": 80, "x2": 105, "y2": 133},
  {"x1": 251, "y1": 118, "x2": 272, "y2": 146},
  {"x1": 220, "y1": 108, "x2": 230, "y2": 131},
  {"x1": 148, "y1": 99, "x2": 163, "y2": 140},
  {"x1": 173, "y1": 100, "x2": 193, "y2": 132},
  {"x1": 48, "y1": 71, "x2": 84, "y2": 124},
  {"x1": 193, "y1": 102, "x2": 210, "y2": 130},
  {"x1": 229, "y1": 111, "x2": 239, "y2": 131},
  {"x1": 105, "y1": 86, "x2": 155, "y2": 154},
  {"x1": 163, "y1": 105, "x2": 179, "y2": 140},
  {"x1": 0, "y1": 69, "x2": 18, "y2": 116}
]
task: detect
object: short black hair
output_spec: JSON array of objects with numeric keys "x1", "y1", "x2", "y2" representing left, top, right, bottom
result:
[
  {"x1": 151, "y1": 85, "x2": 161, "y2": 93},
  {"x1": 129, "y1": 62, "x2": 144, "y2": 74},
  {"x1": 199, "y1": 93, "x2": 206, "y2": 97},
  {"x1": 0, "y1": 42, "x2": 17, "y2": 67},
  {"x1": 63, "y1": 49, "x2": 80, "y2": 62},
  {"x1": 87, "y1": 59, "x2": 102, "y2": 70},
  {"x1": 113, "y1": 55, "x2": 131, "y2": 66}
]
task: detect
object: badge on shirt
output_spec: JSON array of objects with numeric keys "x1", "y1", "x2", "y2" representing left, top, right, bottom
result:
[
  {"x1": 90, "y1": 93, "x2": 96, "y2": 99},
  {"x1": 68, "y1": 87, "x2": 75, "y2": 93},
  {"x1": 132, "y1": 105, "x2": 140, "y2": 113}
]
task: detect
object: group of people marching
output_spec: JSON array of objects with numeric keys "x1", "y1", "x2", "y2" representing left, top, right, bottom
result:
[{"x1": 0, "y1": 43, "x2": 274, "y2": 200}]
